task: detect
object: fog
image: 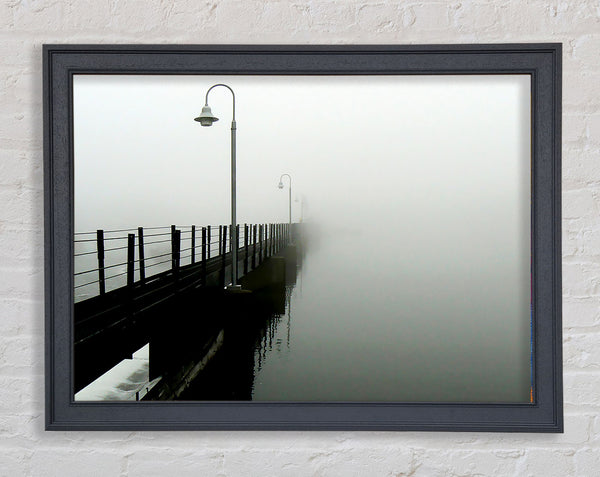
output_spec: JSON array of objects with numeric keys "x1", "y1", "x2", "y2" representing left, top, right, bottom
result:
[
  {"x1": 74, "y1": 74, "x2": 532, "y2": 401},
  {"x1": 74, "y1": 74, "x2": 529, "y2": 235}
]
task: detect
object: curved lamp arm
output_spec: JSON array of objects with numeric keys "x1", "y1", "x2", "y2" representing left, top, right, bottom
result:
[
  {"x1": 279, "y1": 173, "x2": 292, "y2": 187},
  {"x1": 205, "y1": 83, "x2": 235, "y2": 120}
]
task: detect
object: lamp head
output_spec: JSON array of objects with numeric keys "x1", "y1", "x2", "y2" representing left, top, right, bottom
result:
[
  {"x1": 278, "y1": 182, "x2": 284, "y2": 189},
  {"x1": 194, "y1": 105, "x2": 219, "y2": 127}
]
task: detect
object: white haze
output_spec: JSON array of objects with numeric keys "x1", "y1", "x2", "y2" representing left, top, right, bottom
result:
[{"x1": 73, "y1": 75, "x2": 530, "y2": 236}]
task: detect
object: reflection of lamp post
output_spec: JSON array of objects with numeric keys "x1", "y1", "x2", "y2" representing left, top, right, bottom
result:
[
  {"x1": 195, "y1": 84, "x2": 240, "y2": 290},
  {"x1": 278, "y1": 173, "x2": 292, "y2": 242}
]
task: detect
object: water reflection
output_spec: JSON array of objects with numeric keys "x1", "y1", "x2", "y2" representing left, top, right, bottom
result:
[
  {"x1": 181, "y1": 226, "x2": 530, "y2": 403},
  {"x1": 178, "y1": 252, "x2": 300, "y2": 401}
]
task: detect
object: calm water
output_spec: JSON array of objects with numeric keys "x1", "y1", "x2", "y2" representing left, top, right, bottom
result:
[
  {"x1": 245, "y1": 229, "x2": 531, "y2": 403},
  {"x1": 78, "y1": 224, "x2": 531, "y2": 403}
]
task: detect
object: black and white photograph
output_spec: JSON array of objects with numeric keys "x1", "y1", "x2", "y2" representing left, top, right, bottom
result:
[{"x1": 72, "y1": 74, "x2": 533, "y2": 404}]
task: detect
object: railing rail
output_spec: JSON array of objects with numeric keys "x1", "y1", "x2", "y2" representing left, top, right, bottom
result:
[{"x1": 74, "y1": 222, "x2": 294, "y2": 301}]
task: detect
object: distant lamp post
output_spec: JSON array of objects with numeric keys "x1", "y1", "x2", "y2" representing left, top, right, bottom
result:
[
  {"x1": 296, "y1": 195, "x2": 304, "y2": 223},
  {"x1": 278, "y1": 173, "x2": 292, "y2": 242},
  {"x1": 195, "y1": 84, "x2": 241, "y2": 290}
]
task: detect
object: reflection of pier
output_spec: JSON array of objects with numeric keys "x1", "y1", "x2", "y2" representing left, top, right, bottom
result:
[
  {"x1": 177, "y1": 249, "x2": 300, "y2": 401},
  {"x1": 73, "y1": 223, "x2": 301, "y2": 399}
]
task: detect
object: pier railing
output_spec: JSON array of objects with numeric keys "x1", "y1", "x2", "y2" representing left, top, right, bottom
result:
[{"x1": 74, "y1": 223, "x2": 292, "y2": 302}]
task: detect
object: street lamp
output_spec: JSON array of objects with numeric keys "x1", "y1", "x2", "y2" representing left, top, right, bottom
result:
[
  {"x1": 278, "y1": 173, "x2": 292, "y2": 243},
  {"x1": 195, "y1": 84, "x2": 241, "y2": 290}
]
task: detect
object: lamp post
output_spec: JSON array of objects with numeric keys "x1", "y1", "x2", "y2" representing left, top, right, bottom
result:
[
  {"x1": 195, "y1": 84, "x2": 241, "y2": 290},
  {"x1": 278, "y1": 173, "x2": 292, "y2": 243}
]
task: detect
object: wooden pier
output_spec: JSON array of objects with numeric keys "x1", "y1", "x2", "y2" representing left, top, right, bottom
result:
[{"x1": 74, "y1": 222, "x2": 299, "y2": 396}]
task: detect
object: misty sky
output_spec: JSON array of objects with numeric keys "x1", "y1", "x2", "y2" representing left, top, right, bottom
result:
[{"x1": 73, "y1": 74, "x2": 530, "y2": 236}]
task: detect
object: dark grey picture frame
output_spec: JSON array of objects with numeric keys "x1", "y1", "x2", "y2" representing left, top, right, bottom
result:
[{"x1": 44, "y1": 44, "x2": 562, "y2": 431}]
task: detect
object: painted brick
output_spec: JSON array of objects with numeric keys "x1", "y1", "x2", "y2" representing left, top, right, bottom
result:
[
  {"x1": 563, "y1": 297, "x2": 600, "y2": 327},
  {"x1": 11, "y1": 0, "x2": 67, "y2": 32},
  {"x1": 0, "y1": 0, "x2": 599, "y2": 475},
  {"x1": 0, "y1": 413, "x2": 40, "y2": 445},
  {"x1": 0, "y1": 150, "x2": 42, "y2": 188},
  {"x1": 520, "y1": 449, "x2": 577, "y2": 476},
  {"x1": 222, "y1": 448, "x2": 415, "y2": 476},
  {"x1": 563, "y1": 70, "x2": 600, "y2": 108},
  {"x1": 356, "y1": 3, "x2": 402, "y2": 34},
  {"x1": 581, "y1": 226, "x2": 600, "y2": 256},
  {"x1": 0, "y1": 336, "x2": 43, "y2": 377},
  {"x1": 575, "y1": 448, "x2": 600, "y2": 477},
  {"x1": 592, "y1": 415, "x2": 600, "y2": 445},
  {"x1": 587, "y1": 113, "x2": 600, "y2": 146},
  {"x1": 0, "y1": 0, "x2": 14, "y2": 26},
  {"x1": 405, "y1": 3, "x2": 453, "y2": 31},
  {"x1": 105, "y1": 1, "x2": 170, "y2": 33},
  {"x1": 565, "y1": 332, "x2": 600, "y2": 370},
  {"x1": 0, "y1": 227, "x2": 42, "y2": 261},
  {"x1": 0, "y1": 377, "x2": 35, "y2": 414},
  {"x1": 160, "y1": 1, "x2": 219, "y2": 33},
  {"x1": 563, "y1": 113, "x2": 588, "y2": 145},
  {"x1": 560, "y1": 413, "x2": 592, "y2": 445},
  {"x1": 504, "y1": 1, "x2": 600, "y2": 36},
  {"x1": 30, "y1": 451, "x2": 123, "y2": 477},
  {"x1": 0, "y1": 299, "x2": 42, "y2": 337},
  {"x1": 0, "y1": 186, "x2": 43, "y2": 227},
  {"x1": 453, "y1": 2, "x2": 503, "y2": 33},
  {"x1": 0, "y1": 265, "x2": 43, "y2": 302},
  {"x1": 564, "y1": 372, "x2": 600, "y2": 407},
  {"x1": 264, "y1": 2, "x2": 309, "y2": 34},
  {"x1": 496, "y1": 2, "x2": 551, "y2": 35},
  {"x1": 563, "y1": 189, "x2": 599, "y2": 219},
  {"x1": 216, "y1": 1, "x2": 308, "y2": 40},
  {"x1": 0, "y1": 111, "x2": 42, "y2": 151},
  {"x1": 563, "y1": 218, "x2": 585, "y2": 257},
  {"x1": 222, "y1": 449, "x2": 325, "y2": 476},
  {"x1": 312, "y1": 447, "x2": 414, "y2": 476},
  {"x1": 563, "y1": 148, "x2": 600, "y2": 188},
  {"x1": 548, "y1": 1, "x2": 600, "y2": 34},
  {"x1": 415, "y1": 449, "x2": 522, "y2": 476},
  {"x1": 126, "y1": 449, "x2": 224, "y2": 476},
  {"x1": 0, "y1": 40, "x2": 31, "y2": 69},
  {"x1": 568, "y1": 34, "x2": 600, "y2": 71},
  {"x1": 0, "y1": 449, "x2": 32, "y2": 477},
  {"x1": 2, "y1": 70, "x2": 42, "y2": 108},
  {"x1": 308, "y1": 1, "x2": 357, "y2": 32},
  {"x1": 64, "y1": 0, "x2": 113, "y2": 30},
  {"x1": 563, "y1": 261, "x2": 600, "y2": 298}
]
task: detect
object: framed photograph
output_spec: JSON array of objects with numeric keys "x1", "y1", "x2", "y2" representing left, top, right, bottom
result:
[{"x1": 44, "y1": 44, "x2": 562, "y2": 431}]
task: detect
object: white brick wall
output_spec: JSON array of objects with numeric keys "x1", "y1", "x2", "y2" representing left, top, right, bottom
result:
[{"x1": 0, "y1": 1, "x2": 598, "y2": 475}]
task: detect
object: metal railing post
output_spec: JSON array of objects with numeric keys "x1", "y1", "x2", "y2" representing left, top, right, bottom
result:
[
  {"x1": 221, "y1": 225, "x2": 227, "y2": 286},
  {"x1": 252, "y1": 224, "x2": 257, "y2": 269},
  {"x1": 127, "y1": 233, "x2": 135, "y2": 287},
  {"x1": 207, "y1": 225, "x2": 211, "y2": 259},
  {"x1": 191, "y1": 225, "x2": 196, "y2": 264},
  {"x1": 244, "y1": 223, "x2": 249, "y2": 274},
  {"x1": 96, "y1": 229, "x2": 105, "y2": 295},
  {"x1": 171, "y1": 226, "x2": 181, "y2": 272},
  {"x1": 201, "y1": 226, "x2": 207, "y2": 286},
  {"x1": 137, "y1": 227, "x2": 145, "y2": 282}
]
